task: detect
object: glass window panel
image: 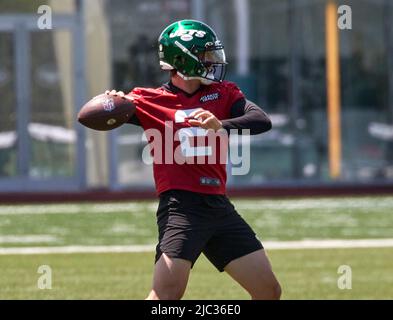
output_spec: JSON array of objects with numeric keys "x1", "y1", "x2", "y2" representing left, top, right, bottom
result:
[
  {"x1": 29, "y1": 30, "x2": 76, "y2": 179},
  {"x1": 339, "y1": 0, "x2": 393, "y2": 182},
  {"x1": 0, "y1": 32, "x2": 17, "y2": 178}
]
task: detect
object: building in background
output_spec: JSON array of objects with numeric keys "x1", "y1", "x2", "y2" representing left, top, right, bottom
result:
[{"x1": 0, "y1": 0, "x2": 392, "y2": 193}]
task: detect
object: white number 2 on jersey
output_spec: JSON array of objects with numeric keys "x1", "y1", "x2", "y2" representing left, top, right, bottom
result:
[{"x1": 175, "y1": 109, "x2": 212, "y2": 157}]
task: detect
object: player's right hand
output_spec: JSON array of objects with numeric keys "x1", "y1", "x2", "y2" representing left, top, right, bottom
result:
[
  {"x1": 105, "y1": 90, "x2": 134, "y2": 103},
  {"x1": 105, "y1": 90, "x2": 125, "y2": 97}
]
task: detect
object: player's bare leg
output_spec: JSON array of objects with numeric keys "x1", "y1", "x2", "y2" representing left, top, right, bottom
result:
[
  {"x1": 146, "y1": 253, "x2": 192, "y2": 300},
  {"x1": 224, "y1": 249, "x2": 281, "y2": 300}
]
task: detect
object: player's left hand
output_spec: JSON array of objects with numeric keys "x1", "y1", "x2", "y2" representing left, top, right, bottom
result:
[{"x1": 187, "y1": 109, "x2": 223, "y2": 131}]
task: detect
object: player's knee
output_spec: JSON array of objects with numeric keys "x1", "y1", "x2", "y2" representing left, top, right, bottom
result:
[
  {"x1": 272, "y1": 281, "x2": 282, "y2": 300},
  {"x1": 251, "y1": 279, "x2": 281, "y2": 300},
  {"x1": 162, "y1": 286, "x2": 185, "y2": 300},
  {"x1": 151, "y1": 283, "x2": 186, "y2": 300}
]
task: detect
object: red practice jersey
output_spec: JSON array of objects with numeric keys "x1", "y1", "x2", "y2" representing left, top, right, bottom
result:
[{"x1": 128, "y1": 81, "x2": 245, "y2": 195}]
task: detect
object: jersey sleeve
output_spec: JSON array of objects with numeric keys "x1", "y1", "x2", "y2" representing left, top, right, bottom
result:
[
  {"x1": 126, "y1": 87, "x2": 143, "y2": 126},
  {"x1": 226, "y1": 82, "x2": 246, "y2": 106},
  {"x1": 127, "y1": 87, "x2": 142, "y2": 104},
  {"x1": 221, "y1": 99, "x2": 272, "y2": 135}
]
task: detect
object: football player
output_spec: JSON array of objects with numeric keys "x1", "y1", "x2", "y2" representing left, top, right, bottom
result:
[{"x1": 106, "y1": 20, "x2": 281, "y2": 300}]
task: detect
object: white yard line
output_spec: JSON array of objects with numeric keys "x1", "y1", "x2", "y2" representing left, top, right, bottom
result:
[
  {"x1": 0, "y1": 235, "x2": 58, "y2": 244},
  {"x1": 1, "y1": 198, "x2": 392, "y2": 215},
  {"x1": 1, "y1": 238, "x2": 393, "y2": 255},
  {"x1": 0, "y1": 203, "x2": 158, "y2": 215},
  {"x1": 264, "y1": 238, "x2": 393, "y2": 250},
  {"x1": 0, "y1": 244, "x2": 156, "y2": 255}
]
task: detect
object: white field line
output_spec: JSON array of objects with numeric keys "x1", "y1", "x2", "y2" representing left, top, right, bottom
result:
[
  {"x1": 0, "y1": 235, "x2": 58, "y2": 244},
  {"x1": 1, "y1": 239, "x2": 393, "y2": 255},
  {"x1": 0, "y1": 203, "x2": 158, "y2": 215},
  {"x1": 0, "y1": 244, "x2": 156, "y2": 255},
  {"x1": 1, "y1": 198, "x2": 393, "y2": 215}
]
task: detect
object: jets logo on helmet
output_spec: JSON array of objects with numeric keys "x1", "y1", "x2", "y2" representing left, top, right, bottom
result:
[
  {"x1": 158, "y1": 19, "x2": 227, "y2": 84},
  {"x1": 169, "y1": 29, "x2": 207, "y2": 41}
]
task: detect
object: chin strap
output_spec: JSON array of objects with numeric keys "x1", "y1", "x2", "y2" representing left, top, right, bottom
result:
[
  {"x1": 176, "y1": 71, "x2": 213, "y2": 85},
  {"x1": 200, "y1": 78, "x2": 213, "y2": 85}
]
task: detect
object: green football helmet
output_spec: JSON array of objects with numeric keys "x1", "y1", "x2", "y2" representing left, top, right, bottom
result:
[{"x1": 158, "y1": 20, "x2": 227, "y2": 84}]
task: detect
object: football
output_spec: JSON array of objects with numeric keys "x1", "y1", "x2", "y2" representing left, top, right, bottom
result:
[{"x1": 77, "y1": 93, "x2": 135, "y2": 131}]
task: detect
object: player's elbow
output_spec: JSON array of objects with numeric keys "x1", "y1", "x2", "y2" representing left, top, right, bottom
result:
[
  {"x1": 257, "y1": 106, "x2": 272, "y2": 133},
  {"x1": 247, "y1": 102, "x2": 272, "y2": 135},
  {"x1": 263, "y1": 117, "x2": 272, "y2": 132},
  {"x1": 251, "y1": 117, "x2": 272, "y2": 135}
]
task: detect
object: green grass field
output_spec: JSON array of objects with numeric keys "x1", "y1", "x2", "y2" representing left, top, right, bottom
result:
[{"x1": 0, "y1": 196, "x2": 393, "y2": 299}]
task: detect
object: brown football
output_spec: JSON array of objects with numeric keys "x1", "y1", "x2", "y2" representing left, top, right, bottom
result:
[{"x1": 77, "y1": 93, "x2": 135, "y2": 131}]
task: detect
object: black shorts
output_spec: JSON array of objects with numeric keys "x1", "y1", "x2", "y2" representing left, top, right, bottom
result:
[{"x1": 155, "y1": 189, "x2": 263, "y2": 272}]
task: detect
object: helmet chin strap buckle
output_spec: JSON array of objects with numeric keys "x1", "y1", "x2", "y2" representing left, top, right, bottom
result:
[
  {"x1": 176, "y1": 71, "x2": 213, "y2": 85},
  {"x1": 200, "y1": 78, "x2": 213, "y2": 85}
]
